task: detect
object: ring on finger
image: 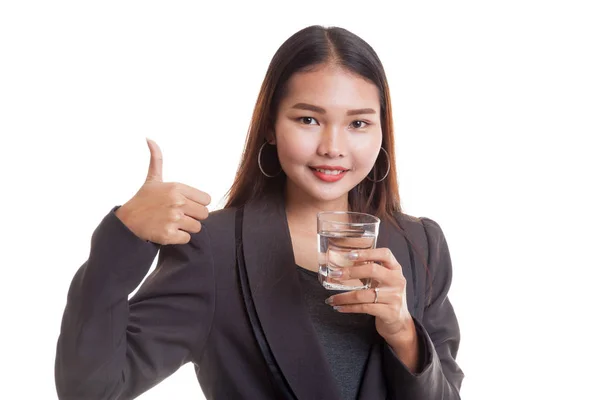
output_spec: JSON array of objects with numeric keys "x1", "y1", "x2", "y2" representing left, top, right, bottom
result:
[{"x1": 373, "y1": 287, "x2": 380, "y2": 304}]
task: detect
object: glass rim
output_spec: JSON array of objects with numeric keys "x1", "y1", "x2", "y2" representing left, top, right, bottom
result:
[{"x1": 316, "y1": 211, "x2": 380, "y2": 226}]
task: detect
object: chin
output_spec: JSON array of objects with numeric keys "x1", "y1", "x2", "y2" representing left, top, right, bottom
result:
[
  {"x1": 298, "y1": 180, "x2": 357, "y2": 205},
  {"x1": 309, "y1": 189, "x2": 347, "y2": 203}
]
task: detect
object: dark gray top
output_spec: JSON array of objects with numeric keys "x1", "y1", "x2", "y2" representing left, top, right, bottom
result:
[{"x1": 296, "y1": 265, "x2": 376, "y2": 400}]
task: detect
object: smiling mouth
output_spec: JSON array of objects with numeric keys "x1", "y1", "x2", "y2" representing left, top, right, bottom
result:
[
  {"x1": 308, "y1": 166, "x2": 350, "y2": 182},
  {"x1": 309, "y1": 167, "x2": 349, "y2": 176}
]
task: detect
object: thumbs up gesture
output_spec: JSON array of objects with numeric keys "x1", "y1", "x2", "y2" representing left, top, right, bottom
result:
[{"x1": 115, "y1": 139, "x2": 212, "y2": 245}]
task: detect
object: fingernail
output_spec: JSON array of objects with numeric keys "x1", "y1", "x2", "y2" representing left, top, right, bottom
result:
[
  {"x1": 329, "y1": 269, "x2": 342, "y2": 278},
  {"x1": 348, "y1": 251, "x2": 359, "y2": 260},
  {"x1": 333, "y1": 306, "x2": 342, "y2": 311},
  {"x1": 325, "y1": 297, "x2": 333, "y2": 305}
]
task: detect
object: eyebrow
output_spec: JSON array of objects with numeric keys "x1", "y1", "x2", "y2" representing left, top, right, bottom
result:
[{"x1": 291, "y1": 103, "x2": 376, "y2": 116}]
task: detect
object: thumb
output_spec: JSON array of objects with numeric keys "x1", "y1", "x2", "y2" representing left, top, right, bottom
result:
[{"x1": 146, "y1": 138, "x2": 163, "y2": 182}]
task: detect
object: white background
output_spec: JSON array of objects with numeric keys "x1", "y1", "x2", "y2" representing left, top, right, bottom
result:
[{"x1": 1, "y1": 1, "x2": 599, "y2": 399}]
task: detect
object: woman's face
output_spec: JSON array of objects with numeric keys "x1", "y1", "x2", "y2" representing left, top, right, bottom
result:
[{"x1": 273, "y1": 64, "x2": 383, "y2": 207}]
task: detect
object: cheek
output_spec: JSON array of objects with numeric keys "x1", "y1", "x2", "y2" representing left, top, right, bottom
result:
[
  {"x1": 275, "y1": 122, "x2": 316, "y2": 165},
  {"x1": 352, "y1": 133, "x2": 383, "y2": 170},
  {"x1": 278, "y1": 136, "x2": 314, "y2": 165}
]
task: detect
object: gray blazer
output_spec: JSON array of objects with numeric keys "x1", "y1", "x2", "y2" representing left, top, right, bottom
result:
[{"x1": 55, "y1": 190, "x2": 464, "y2": 399}]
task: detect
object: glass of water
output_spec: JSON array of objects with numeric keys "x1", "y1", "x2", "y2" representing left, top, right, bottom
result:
[{"x1": 317, "y1": 211, "x2": 380, "y2": 291}]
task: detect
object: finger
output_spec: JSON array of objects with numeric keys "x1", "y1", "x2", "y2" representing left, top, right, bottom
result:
[
  {"x1": 178, "y1": 215, "x2": 202, "y2": 234},
  {"x1": 350, "y1": 248, "x2": 402, "y2": 270},
  {"x1": 146, "y1": 138, "x2": 163, "y2": 183},
  {"x1": 332, "y1": 304, "x2": 395, "y2": 321},
  {"x1": 182, "y1": 200, "x2": 209, "y2": 221},
  {"x1": 326, "y1": 287, "x2": 400, "y2": 306},
  {"x1": 171, "y1": 230, "x2": 192, "y2": 245},
  {"x1": 335, "y1": 262, "x2": 397, "y2": 284},
  {"x1": 175, "y1": 182, "x2": 212, "y2": 206}
]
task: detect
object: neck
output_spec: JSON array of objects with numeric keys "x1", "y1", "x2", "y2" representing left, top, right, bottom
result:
[{"x1": 284, "y1": 182, "x2": 349, "y2": 233}]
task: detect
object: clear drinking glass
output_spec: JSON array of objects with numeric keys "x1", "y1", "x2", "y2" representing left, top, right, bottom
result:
[{"x1": 317, "y1": 211, "x2": 380, "y2": 290}]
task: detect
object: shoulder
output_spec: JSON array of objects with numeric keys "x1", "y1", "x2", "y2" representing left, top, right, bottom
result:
[
  {"x1": 393, "y1": 212, "x2": 446, "y2": 242},
  {"x1": 400, "y1": 213, "x2": 453, "y2": 279},
  {"x1": 394, "y1": 211, "x2": 421, "y2": 227},
  {"x1": 184, "y1": 207, "x2": 237, "y2": 250},
  {"x1": 199, "y1": 207, "x2": 238, "y2": 239},
  {"x1": 419, "y1": 217, "x2": 448, "y2": 254},
  {"x1": 394, "y1": 213, "x2": 454, "y2": 303},
  {"x1": 204, "y1": 206, "x2": 237, "y2": 226},
  {"x1": 389, "y1": 212, "x2": 450, "y2": 262}
]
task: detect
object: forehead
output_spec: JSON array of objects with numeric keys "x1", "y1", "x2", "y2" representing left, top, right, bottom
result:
[{"x1": 281, "y1": 65, "x2": 380, "y2": 111}]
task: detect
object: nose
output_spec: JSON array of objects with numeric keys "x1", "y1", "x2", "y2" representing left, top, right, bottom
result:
[{"x1": 316, "y1": 126, "x2": 346, "y2": 158}]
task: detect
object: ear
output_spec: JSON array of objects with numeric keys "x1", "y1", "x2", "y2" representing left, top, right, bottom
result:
[{"x1": 266, "y1": 129, "x2": 277, "y2": 145}]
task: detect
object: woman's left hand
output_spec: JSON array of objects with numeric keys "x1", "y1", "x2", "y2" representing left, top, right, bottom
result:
[{"x1": 325, "y1": 248, "x2": 417, "y2": 347}]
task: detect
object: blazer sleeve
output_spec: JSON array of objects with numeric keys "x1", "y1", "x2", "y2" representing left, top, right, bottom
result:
[
  {"x1": 55, "y1": 206, "x2": 215, "y2": 400},
  {"x1": 382, "y1": 217, "x2": 464, "y2": 399}
]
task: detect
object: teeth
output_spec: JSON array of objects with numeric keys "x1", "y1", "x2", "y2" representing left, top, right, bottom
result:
[{"x1": 315, "y1": 168, "x2": 345, "y2": 175}]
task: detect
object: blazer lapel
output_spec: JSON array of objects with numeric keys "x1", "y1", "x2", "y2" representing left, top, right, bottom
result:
[
  {"x1": 377, "y1": 217, "x2": 417, "y2": 315},
  {"x1": 241, "y1": 191, "x2": 342, "y2": 400},
  {"x1": 356, "y1": 216, "x2": 418, "y2": 400}
]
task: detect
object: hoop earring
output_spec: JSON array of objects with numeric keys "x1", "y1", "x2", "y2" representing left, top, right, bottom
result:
[
  {"x1": 366, "y1": 147, "x2": 390, "y2": 183},
  {"x1": 258, "y1": 142, "x2": 282, "y2": 178}
]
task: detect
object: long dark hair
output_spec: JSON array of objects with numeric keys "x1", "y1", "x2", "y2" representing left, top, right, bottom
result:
[
  {"x1": 224, "y1": 25, "x2": 431, "y2": 289},
  {"x1": 225, "y1": 25, "x2": 399, "y2": 215}
]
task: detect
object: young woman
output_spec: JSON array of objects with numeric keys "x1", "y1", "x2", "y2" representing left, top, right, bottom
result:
[{"x1": 55, "y1": 25, "x2": 464, "y2": 399}]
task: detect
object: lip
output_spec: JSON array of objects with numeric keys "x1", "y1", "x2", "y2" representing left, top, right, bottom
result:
[
  {"x1": 309, "y1": 165, "x2": 349, "y2": 182},
  {"x1": 310, "y1": 165, "x2": 348, "y2": 171}
]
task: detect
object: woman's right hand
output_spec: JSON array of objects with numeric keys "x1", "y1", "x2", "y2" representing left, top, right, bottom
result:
[{"x1": 115, "y1": 138, "x2": 211, "y2": 245}]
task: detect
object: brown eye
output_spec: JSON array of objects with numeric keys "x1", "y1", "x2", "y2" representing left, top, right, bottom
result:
[
  {"x1": 351, "y1": 120, "x2": 368, "y2": 129},
  {"x1": 299, "y1": 117, "x2": 317, "y2": 125}
]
